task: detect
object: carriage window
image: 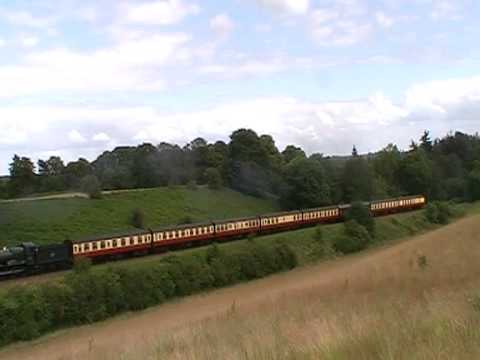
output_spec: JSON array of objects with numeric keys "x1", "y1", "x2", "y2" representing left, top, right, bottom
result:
[
  {"x1": 92, "y1": 242, "x2": 98, "y2": 250},
  {"x1": 112, "y1": 239, "x2": 117, "y2": 247}
]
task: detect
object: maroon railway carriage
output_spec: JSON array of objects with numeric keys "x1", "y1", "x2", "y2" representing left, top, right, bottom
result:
[{"x1": 370, "y1": 195, "x2": 426, "y2": 216}]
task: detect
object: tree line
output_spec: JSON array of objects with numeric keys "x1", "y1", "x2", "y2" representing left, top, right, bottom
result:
[{"x1": 1, "y1": 129, "x2": 479, "y2": 207}]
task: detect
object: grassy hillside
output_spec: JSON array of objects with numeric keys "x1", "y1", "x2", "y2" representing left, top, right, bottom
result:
[
  {"x1": 1, "y1": 206, "x2": 479, "y2": 359},
  {"x1": 0, "y1": 186, "x2": 279, "y2": 246},
  {"x1": 110, "y1": 210, "x2": 480, "y2": 359}
]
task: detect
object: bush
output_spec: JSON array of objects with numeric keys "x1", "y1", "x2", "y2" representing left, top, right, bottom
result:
[
  {"x1": 314, "y1": 225, "x2": 323, "y2": 242},
  {"x1": 80, "y1": 175, "x2": 102, "y2": 199},
  {"x1": 334, "y1": 220, "x2": 372, "y2": 254},
  {"x1": 345, "y1": 202, "x2": 375, "y2": 236},
  {"x1": 425, "y1": 201, "x2": 454, "y2": 224},
  {"x1": 0, "y1": 237, "x2": 297, "y2": 347},
  {"x1": 417, "y1": 254, "x2": 428, "y2": 270},
  {"x1": 311, "y1": 226, "x2": 335, "y2": 259},
  {"x1": 205, "y1": 167, "x2": 223, "y2": 190},
  {"x1": 178, "y1": 216, "x2": 194, "y2": 225},
  {"x1": 131, "y1": 208, "x2": 145, "y2": 229},
  {"x1": 0, "y1": 181, "x2": 7, "y2": 199},
  {"x1": 73, "y1": 256, "x2": 92, "y2": 273},
  {"x1": 186, "y1": 180, "x2": 198, "y2": 191}
]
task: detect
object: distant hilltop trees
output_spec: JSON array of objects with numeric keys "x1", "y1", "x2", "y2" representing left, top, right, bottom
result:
[{"x1": 1, "y1": 129, "x2": 480, "y2": 208}]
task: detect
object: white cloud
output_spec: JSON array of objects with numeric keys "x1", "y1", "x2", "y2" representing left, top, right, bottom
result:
[
  {"x1": 92, "y1": 132, "x2": 111, "y2": 142},
  {"x1": 255, "y1": 24, "x2": 272, "y2": 33},
  {"x1": 210, "y1": 14, "x2": 235, "y2": 37},
  {"x1": 255, "y1": 0, "x2": 309, "y2": 14},
  {"x1": 430, "y1": 0, "x2": 463, "y2": 20},
  {"x1": 19, "y1": 34, "x2": 39, "y2": 47},
  {"x1": 2, "y1": 74, "x2": 479, "y2": 173},
  {"x1": 375, "y1": 11, "x2": 394, "y2": 28},
  {"x1": 0, "y1": 37, "x2": 5, "y2": 47},
  {"x1": 0, "y1": 9, "x2": 54, "y2": 28},
  {"x1": 0, "y1": 32, "x2": 191, "y2": 97},
  {"x1": 77, "y1": 7, "x2": 98, "y2": 22},
  {"x1": 122, "y1": 0, "x2": 200, "y2": 25},
  {"x1": 310, "y1": 3, "x2": 372, "y2": 46},
  {"x1": 405, "y1": 76, "x2": 480, "y2": 112},
  {"x1": 198, "y1": 55, "x2": 316, "y2": 78},
  {"x1": 68, "y1": 130, "x2": 87, "y2": 143},
  {"x1": 312, "y1": 20, "x2": 372, "y2": 46}
]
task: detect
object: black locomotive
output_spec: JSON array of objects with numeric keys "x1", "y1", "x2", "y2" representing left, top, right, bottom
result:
[{"x1": 0, "y1": 242, "x2": 72, "y2": 277}]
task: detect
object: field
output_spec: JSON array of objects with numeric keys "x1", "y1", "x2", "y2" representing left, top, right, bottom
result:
[
  {"x1": 1, "y1": 204, "x2": 479, "y2": 359},
  {"x1": 0, "y1": 186, "x2": 279, "y2": 246}
]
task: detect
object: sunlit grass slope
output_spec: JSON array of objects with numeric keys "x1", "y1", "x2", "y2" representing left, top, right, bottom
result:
[
  {"x1": 120, "y1": 211, "x2": 480, "y2": 360},
  {"x1": 0, "y1": 186, "x2": 279, "y2": 246}
]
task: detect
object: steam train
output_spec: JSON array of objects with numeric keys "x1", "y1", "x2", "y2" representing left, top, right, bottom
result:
[{"x1": 0, "y1": 195, "x2": 426, "y2": 279}]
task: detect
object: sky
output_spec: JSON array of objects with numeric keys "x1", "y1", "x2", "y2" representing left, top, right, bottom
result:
[{"x1": 0, "y1": 0, "x2": 479, "y2": 174}]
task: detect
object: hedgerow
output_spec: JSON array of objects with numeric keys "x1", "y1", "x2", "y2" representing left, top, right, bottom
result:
[{"x1": 0, "y1": 240, "x2": 297, "y2": 347}]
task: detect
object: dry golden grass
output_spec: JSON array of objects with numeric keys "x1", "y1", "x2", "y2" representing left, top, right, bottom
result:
[
  {"x1": 2, "y1": 214, "x2": 480, "y2": 360},
  {"x1": 119, "y1": 214, "x2": 480, "y2": 360}
]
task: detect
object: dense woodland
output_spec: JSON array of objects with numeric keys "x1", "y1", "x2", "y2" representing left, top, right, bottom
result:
[{"x1": 1, "y1": 129, "x2": 480, "y2": 208}]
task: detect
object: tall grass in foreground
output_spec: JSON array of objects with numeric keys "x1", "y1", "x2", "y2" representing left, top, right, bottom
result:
[{"x1": 113, "y1": 213, "x2": 480, "y2": 360}]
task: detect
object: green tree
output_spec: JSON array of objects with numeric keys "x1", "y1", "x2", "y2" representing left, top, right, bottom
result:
[
  {"x1": 64, "y1": 158, "x2": 93, "y2": 189},
  {"x1": 132, "y1": 143, "x2": 161, "y2": 188},
  {"x1": 37, "y1": 156, "x2": 66, "y2": 192},
  {"x1": 281, "y1": 157, "x2": 331, "y2": 209},
  {"x1": 420, "y1": 130, "x2": 433, "y2": 153},
  {"x1": 334, "y1": 220, "x2": 372, "y2": 254},
  {"x1": 468, "y1": 161, "x2": 480, "y2": 201},
  {"x1": 398, "y1": 148, "x2": 433, "y2": 196},
  {"x1": 38, "y1": 156, "x2": 65, "y2": 177},
  {"x1": 228, "y1": 129, "x2": 270, "y2": 166},
  {"x1": 8, "y1": 155, "x2": 36, "y2": 196},
  {"x1": 282, "y1": 145, "x2": 306, "y2": 164},
  {"x1": 205, "y1": 167, "x2": 222, "y2": 190},
  {"x1": 345, "y1": 201, "x2": 375, "y2": 236},
  {"x1": 80, "y1": 175, "x2": 102, "y2": 199},
  {"x1": 373, "y1": 144, "x2": 402, "y2": 195},
  {"x1": 342, "y1": 153, "x2": 374, "y2": 202},
  {"x1": 352, "y1": 145, "x2": 358, "y2": 157}
]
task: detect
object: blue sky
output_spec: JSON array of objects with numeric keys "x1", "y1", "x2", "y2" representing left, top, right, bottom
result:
[{"x1": 0, "y1": 0, "x2": 479, "y2": 174}]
